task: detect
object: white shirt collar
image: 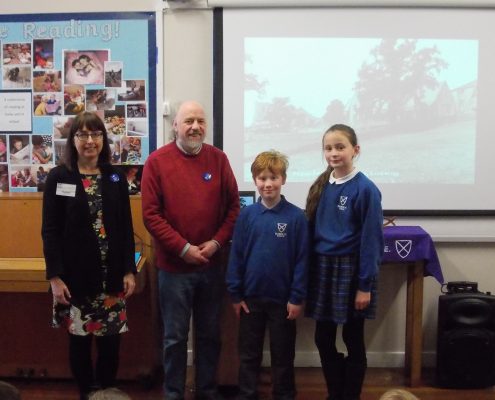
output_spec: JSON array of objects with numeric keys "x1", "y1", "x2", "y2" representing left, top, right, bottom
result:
[{"x1": 329, "y1": 168, "x2": 359, "y2": 185}]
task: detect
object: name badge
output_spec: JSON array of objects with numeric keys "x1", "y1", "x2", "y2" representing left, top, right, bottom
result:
[{"x1": 56, "y1": 183, "x2": 77, "y2": 197}]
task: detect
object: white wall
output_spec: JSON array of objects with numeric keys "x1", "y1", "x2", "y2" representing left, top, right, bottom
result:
[
  {"x1": 3, "y1": 0, "x2": 495, "y2": 368},
  {"x1": 163, "y1": 8, "x2": 214, "y2": 143}
]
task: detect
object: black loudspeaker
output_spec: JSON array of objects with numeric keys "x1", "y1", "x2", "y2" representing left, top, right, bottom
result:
[{"x1": 437, "y1": 293, "x2": 495, "y2": 388}]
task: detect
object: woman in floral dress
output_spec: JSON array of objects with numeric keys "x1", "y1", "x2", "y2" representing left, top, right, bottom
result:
[{"x1": 42, "y1": 112, "x2": 136, "y2": 400}]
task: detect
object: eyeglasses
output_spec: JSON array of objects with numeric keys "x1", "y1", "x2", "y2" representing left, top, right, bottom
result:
[{"x1": 75, "y1": 130, "x2": 104, "y2": 141}]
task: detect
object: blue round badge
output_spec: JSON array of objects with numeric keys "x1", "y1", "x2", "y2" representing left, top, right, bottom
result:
[
  {"x1": 110, "y1": 173, "x2": 120, "y2": 182},
  {"x1": 203, "y1": 172, "x2": 212, "y2": 181}
]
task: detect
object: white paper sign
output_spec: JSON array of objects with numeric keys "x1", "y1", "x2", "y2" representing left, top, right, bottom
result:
[{"x1": 0, "y1": 91, "x2": 32, "y2": 132}]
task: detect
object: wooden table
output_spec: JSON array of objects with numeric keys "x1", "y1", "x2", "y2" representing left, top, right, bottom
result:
[{"x1": 383, "y1": 226, "x2": 444, "y2": 387}]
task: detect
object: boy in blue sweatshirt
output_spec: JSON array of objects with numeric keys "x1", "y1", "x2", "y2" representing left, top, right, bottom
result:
[{"x1": 226, "y1": 150, "x2": 309, "y2": 400}]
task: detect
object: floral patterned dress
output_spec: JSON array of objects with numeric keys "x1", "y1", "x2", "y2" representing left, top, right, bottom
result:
[{"x1": 52, "y1": 174, "x2": 128, "y2": 336}]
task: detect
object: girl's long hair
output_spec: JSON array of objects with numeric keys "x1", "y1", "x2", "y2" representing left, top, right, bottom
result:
[{"x1": 305, "y1": 165, "x2": 332, "y2": 223}]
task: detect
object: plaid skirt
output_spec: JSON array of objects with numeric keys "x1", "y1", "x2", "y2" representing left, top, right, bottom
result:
[{"x1": 305, "y1": 254, "x2": 378, "y2": 323}]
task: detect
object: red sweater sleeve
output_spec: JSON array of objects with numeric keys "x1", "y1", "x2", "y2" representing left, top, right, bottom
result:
[{"x1": 141, "y1": 147, "x2": 188, "y2": 256}]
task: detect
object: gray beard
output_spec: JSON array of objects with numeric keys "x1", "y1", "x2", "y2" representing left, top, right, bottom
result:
[{"x1": 176, "y1": 139, "x2": 202, "y2": 155}]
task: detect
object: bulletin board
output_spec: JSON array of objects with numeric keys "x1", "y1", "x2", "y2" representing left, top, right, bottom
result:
[{"x1": 0, "y1": 12, "x2": 157, "y2": 193}]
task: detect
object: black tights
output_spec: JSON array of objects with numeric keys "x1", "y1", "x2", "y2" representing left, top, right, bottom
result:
[
  {"x1": 314, "y1": 318, "x2": 366, "y2": 363},
  {"x1": 68, "y1": 333, "x2": 121, "y2": 395}
]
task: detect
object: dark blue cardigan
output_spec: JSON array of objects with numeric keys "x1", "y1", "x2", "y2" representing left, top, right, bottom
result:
[{"x1": 42, "y1": 164, "x2": 136, "y2": 297}]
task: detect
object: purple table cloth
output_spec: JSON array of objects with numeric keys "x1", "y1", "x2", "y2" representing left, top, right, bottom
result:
[{"x1": 383, "y1": 225, "x2": 444, "y2": 284}]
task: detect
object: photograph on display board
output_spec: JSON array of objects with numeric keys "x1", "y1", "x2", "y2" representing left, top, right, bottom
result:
[
  {"x1": 31, "y1": 135, "x2": 53, "y2": 164},
  {"x1": 33, "y1": 70, "x2": 62, "y2": 92},
  {"x1": 126, "y1": 103, "x2": 147, "y2": 118},
  {"x1": 53, "y1": 116, "x2": 76, "y2": 139},
  {"x1": 104, "y1": 61, "x2": 123, "y2": 88},
  {"x1": 104, "y1": 105, "x2": 126, "y2": 135},
  {"x1": 3, "y1": 65, "x2": 31, "y2": 89},
  {"x1": 33, "y1": 39, "x2": 54, "y2": 70},
  {"x1": 34, "y1": 93, "x2": 63, "y2": 116},
  {"x1": 63, "y1": 84, "x2": 85, "y2": 115},
  {"x1": 10, "y1": 165, "x2": 36, "y2": 188},
  {"x1": 86, "y1": 88, "x2": 116, "y2": 112},
  {"x1": 64, "y1": 50, "x2": 108, "y2": 85},
  {"x1": 0, "y1": 134, "x2": 6, "y2": 162},
  {"x1": 0, "y1": 164, "x2": 8, "y2": 192},
  {"x1": 126, "y1": 119, "x2": 148, "y2": 137},
  {"x1": 117, "y1": 79, "x2": 145, "y2": 101},
  {"x1": 121, "y1": 136, "x2": 141, "y2": 165},
  {"x1": 9, "y1": 135, "x2": 30, "y2": 164},
  {"x1": 2, "y1": 43, "x2": 32, "y2": 65}
]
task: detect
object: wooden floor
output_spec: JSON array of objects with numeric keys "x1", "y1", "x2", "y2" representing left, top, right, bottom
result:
[{"x1": 4, "y1": 367, "x2": 495, "y2": 400}]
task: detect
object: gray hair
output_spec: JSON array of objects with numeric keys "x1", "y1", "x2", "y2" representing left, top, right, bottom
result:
[
  {"x1": 379, "y1": 389, "x2": 419, "y2": 400},
  {"x1": 88, "y1": 388, "x2": 131, "y2": 400},
  {"x1": 0, "y1": 381, "x2": 20, "y2": 400}
]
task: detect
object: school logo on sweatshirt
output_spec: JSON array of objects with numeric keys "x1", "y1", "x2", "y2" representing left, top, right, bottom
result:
[
  {"x1": 275, "y1": 223, "x2": 287, "y2": 238},
  {"x1": 338, "y1": 196, "x2": 348, "y2": 211}
]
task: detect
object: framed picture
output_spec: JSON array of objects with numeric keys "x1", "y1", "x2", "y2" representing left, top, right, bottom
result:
[{"x1": 239, "y1": 190, "x2": 256, "y2": 209}]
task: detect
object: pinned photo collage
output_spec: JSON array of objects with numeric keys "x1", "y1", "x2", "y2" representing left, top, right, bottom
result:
[
  {"x1": 0, "y1": 133, "x2": 53, "y2": 192},
  {"x1": 0, "y1": 38, "x2": 148, "y2": 193}
]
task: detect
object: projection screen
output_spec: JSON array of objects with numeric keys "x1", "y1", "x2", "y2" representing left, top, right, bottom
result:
[{"x1": 218, "y1": 7, "x2": 495, "y2": 215}]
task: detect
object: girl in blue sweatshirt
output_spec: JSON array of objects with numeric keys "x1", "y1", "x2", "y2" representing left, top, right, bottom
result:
[{"x1": 305, "y1": 124, "x2": 383, "y2": 400}]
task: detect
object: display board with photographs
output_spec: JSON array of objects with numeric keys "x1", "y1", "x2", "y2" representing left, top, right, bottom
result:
[{"x1": 0, "y1": 12, "x2": 156, "y2": 194}]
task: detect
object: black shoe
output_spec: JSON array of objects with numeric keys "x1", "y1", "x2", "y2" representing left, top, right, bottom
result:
[
  {"x1": 218, "y1": 385, "x2": 239, "y2": 398},
  {"x1": 342, "y1": 359, "x2": 366, "y2": 400},
  {"x1": 321, "y1": 352, "x2": 345, "y2": 400}
]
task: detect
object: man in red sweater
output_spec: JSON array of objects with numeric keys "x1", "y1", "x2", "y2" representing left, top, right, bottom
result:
[{"x1": 141, "y1": 101, "x2": 240, "y2": 400}]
